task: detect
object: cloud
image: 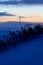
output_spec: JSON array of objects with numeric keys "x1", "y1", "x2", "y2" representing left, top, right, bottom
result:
[
  {"x1": 0, "y1": 0, "x2": 22, "y2": 5},
  {"x1": 0, "y1": 0, "x2": 10, "y2": 2},
  {"x1": 0, "y1": 12, "x2": 16, "y2": 16},
  {"x1": 0, "y1": 0, "x2": 21, "y2": 2}
]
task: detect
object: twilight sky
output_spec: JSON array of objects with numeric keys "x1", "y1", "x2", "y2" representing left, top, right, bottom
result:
[{"x1": 0, "y1": 0, "x2": 43, "y2": 22}]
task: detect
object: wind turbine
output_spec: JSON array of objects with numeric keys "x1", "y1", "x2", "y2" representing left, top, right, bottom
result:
[
  {"x1": 16, "y1": 15, "x2": 30, "y2": 30},
  {"x1": 18, "y1": 15, "x2": 28, "y2": 27}
]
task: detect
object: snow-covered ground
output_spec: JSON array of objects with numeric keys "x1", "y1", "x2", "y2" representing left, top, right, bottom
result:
[
  {"x1": 0, "y1": 22, "x2": 43, "y2": 65},
  {"x1": 0, "y1": 35, "x2": 43, "y2": 65}
]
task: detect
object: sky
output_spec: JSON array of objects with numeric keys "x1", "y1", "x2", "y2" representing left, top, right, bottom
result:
[{"x1": 0, "y1": 0, "x2": 43, "y2": 22}]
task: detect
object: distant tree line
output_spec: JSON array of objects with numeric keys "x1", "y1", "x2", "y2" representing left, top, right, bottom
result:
[{"x1": 0, "y1": 24, "x2": 43, "y2": 52}]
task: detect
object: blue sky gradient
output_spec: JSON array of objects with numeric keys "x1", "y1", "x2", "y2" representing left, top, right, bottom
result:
[{"x1": 0, "y1": 0, "x2": 43, "y2": 22}]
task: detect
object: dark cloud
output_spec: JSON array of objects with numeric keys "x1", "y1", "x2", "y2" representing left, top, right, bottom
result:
[
  {"x1": 0, "y1": 12, "x2": 15, "y2": 16},
  {"x1": 21, "y1": 0, "x2": 43, "y2": 4},
  {"x1": 0, "y1": 0, "x2": 43, "y2": 5}
]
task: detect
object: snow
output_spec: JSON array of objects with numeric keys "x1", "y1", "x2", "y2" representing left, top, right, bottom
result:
[
  {"x1": 0, "y1": 35, "x2": 43, "y2": 65},
  {"x1": 0, "y1": 21, "x2": 43, "y2": 65}
]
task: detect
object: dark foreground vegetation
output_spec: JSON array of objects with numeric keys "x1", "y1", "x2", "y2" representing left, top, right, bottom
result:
[{"x1": 0, "y1": 24, "x2": 43, "y2": 52}]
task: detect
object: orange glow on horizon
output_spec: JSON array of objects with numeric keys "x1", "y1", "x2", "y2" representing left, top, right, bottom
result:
[
  {"x1": 0, "y1": 16, "x2": 43, "y2": 23},
  {"x1": 0, "y1": 16, "x2": 19, "y2": 22}
]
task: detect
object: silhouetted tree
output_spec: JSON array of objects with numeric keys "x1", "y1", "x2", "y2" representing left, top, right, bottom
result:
[
  {"x1": 0, "y1": 23, "x2": 43, "y2": 52},
  {"x1": 34, "y1": 24, "x2": 43, "y2": 34},
  {"x1": 0, "y1": 40, "x2": 6, "y2": 52},
  {"x1": 21, "y1": 26, "x2": 28, "y2": 41}
]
